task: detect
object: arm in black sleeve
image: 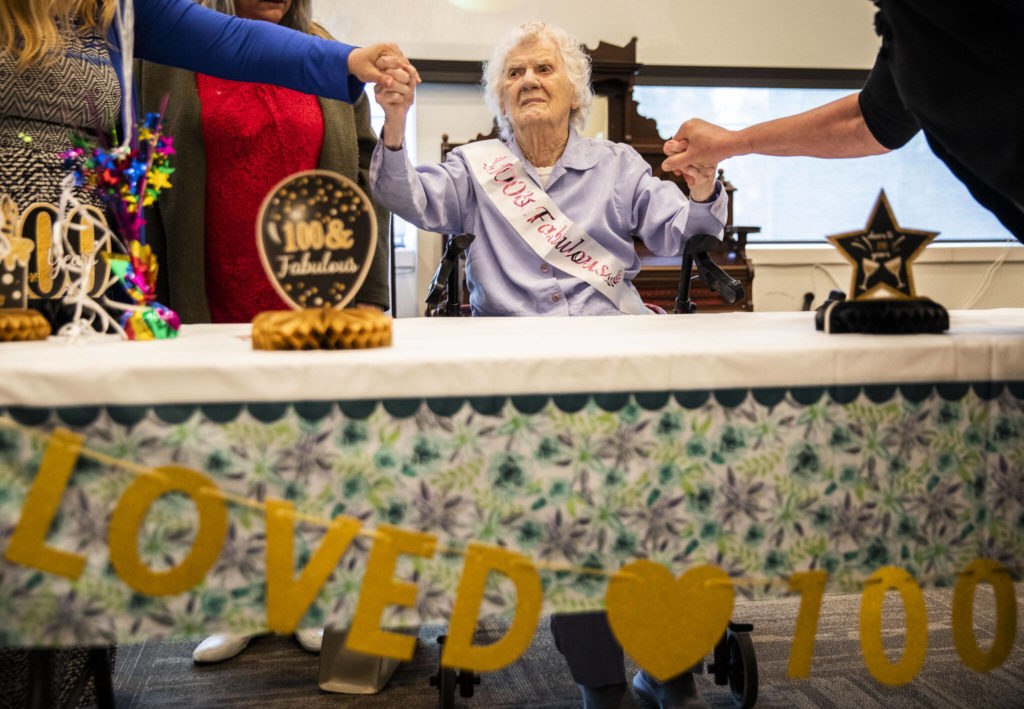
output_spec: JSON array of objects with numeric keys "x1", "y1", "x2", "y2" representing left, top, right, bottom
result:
[{"x1": 858, "y1": 50, "x2": 920, "y2": 150}]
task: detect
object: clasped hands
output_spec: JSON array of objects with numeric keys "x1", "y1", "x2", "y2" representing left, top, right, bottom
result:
[
  {"x1": 373, "y1": 57, "x2": 417, "y2": 116},
  {"x1": 366, "y1": 53, "x2": 419, "y2": 149},
  {"x1": 347, "y1": 42, "x2": 419, "y2": 90},
  {"x1": 345, "y1": 43, "x2": 418, "y2": 148},
  {"x1": 354, "y1": 48, "x2": 722, "y2": 203},
  {"x1": 662, "y1": 118, "x2": 730, "y2": 202},
  {"x1": 347, "y1": 43, "x2": 419, "y2": 140}
]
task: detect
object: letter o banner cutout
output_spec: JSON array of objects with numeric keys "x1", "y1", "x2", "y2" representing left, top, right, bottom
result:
[{"x1": 108, "y1": 466, "x2": 228, "y2": 596}]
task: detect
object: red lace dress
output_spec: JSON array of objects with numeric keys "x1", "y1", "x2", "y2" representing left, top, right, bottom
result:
[{"x1": 197, "y1": 74, "x2": 324, "y2": 322}]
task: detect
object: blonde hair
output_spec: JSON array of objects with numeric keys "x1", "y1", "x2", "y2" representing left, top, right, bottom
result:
[
  {"x1": 1, "y1": 0, "x2": 117, "y2": 68},
  {"x1": 481, "y1": 21, "x2": 593, "y2": 141},
  {"x1": 1, "y1": 0, "x2": 330, "y2": 69}
]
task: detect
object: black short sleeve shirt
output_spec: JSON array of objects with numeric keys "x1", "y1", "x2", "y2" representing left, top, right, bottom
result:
[{"x1": 858, "y1": 52, "x2": 919, "y2": 151}]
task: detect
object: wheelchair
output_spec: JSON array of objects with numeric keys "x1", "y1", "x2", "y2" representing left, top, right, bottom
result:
[
  {"x1": 425, "y1": 233, "x2": 758, "y2": 707},
  {"x1": 425, "y1": 232, "x2": 744, "y2": 317}
]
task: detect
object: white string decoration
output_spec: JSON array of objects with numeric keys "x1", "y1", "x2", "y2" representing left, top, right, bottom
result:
[{"x1": 49, "y1": 0, "x2": 138, "y2": 340}]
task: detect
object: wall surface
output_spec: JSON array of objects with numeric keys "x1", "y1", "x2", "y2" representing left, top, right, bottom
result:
[
  {"x1": 749, "y1": 245, "x2": 1024, "y2": 312},
  {"x1": 330, "y1": 1, "x2": 1024, "y2": 315},
  {"x1": 320, "y1": 0, "x2": 880, "y2": 69}
]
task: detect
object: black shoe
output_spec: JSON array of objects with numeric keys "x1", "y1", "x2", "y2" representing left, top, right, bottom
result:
[
  {"x1": 578, "y1": 681, "x2": 628, "y2": 709},
  {"x1": 631, "y1": 670, "x2": 708, "y2": 709}
]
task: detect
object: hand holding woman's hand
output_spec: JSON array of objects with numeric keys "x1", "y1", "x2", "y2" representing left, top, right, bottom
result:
[
  {"x1": 348, "y1": 43, "x2": 420, "y2": 88},
  {"x1": 662, "y1": 118, "x2": 733, "y2": 175}
]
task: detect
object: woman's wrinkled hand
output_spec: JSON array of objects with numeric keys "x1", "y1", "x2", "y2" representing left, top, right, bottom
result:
[
  {"x1": 374, "y1": 64, "x2": 416, "y2": 148},
  {"x1": 681, "y1": 163, "x2": 718, "y2": 202},
  {"x1": 374, "y1": 65, "x2": 415, "y2": 116}
]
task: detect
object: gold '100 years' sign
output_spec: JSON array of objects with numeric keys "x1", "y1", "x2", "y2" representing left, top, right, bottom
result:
[
  {"x1": 256, "y1": 170, "x2": 377, "y2": 311},
  {"x1": 0, "y1": 196, "x2": 113, "y2": 309}
]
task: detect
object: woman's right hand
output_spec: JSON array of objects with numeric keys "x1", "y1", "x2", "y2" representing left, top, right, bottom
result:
[
  {"x1": 375, "y1": 64, "x2": 416, "y2": 149},
  {"x1": 348, "y1": 43, "x2": 420, "y2": 88}
]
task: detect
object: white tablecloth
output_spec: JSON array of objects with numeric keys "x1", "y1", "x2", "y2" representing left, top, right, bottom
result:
[
  {"x1": 3, "y1": 308, "x2": 1023, "y2": 645},
  {"x1": 1, "y1": 310, "x2": 1023, "y2": 407}
]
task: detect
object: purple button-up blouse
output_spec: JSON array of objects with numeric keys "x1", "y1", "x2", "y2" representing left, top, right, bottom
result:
[{"x1": 371, "y1": 129, "x2": 728, "y2": 316}]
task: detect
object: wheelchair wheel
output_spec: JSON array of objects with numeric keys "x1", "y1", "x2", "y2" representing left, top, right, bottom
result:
[{"x1": 726, "y1": 629, "x2": 758, "y2": 708}]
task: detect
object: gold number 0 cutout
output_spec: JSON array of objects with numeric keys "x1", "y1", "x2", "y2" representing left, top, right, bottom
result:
[
  {"x1": 952, "y1": 559, "x2": 1017, "y2": 671},
  {"x1": 859, "y1": 566, "x2": 928, "y2": 686}
]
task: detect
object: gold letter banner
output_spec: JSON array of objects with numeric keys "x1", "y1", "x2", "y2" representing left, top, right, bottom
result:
[
  {"x1": 5, "y1": 429, "x2": 87, "y2": 579},
  {"x1": 0, "y1": 421, "x2": 1020, "y2": 684},
  {"x1": 442, "y1": 544, "x2": 542, "y2": 671}
]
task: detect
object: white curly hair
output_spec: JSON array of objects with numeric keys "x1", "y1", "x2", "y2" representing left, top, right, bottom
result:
[{"x1": 481, "y1": 22, "x2": 594, "y2": 141}]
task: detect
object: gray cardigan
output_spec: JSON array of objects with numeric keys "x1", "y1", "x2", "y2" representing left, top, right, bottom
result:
[{"x1": 137, "y1": 61, "x2": 390, "y2": 322}]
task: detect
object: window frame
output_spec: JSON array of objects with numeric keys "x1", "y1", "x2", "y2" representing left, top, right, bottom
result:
[{"x1": 411, "y1": 60, "x2": 1016, "y2": 245}]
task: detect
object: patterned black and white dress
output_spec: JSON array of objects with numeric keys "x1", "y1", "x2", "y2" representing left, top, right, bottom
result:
[
  {"x1": 0, "y1": 28, "x2": 121, "y2": 322},
  {"x1": 1, "y1": 28, "x2": 121, "y2": 211},
  {"x1": 0, "y1": 39, "x2": 122, "y2": 693}
]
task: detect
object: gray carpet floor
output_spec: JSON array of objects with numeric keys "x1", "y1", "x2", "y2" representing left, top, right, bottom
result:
[{"x1": 111, "y1": 588, "x2": 1024, "y2": 707}]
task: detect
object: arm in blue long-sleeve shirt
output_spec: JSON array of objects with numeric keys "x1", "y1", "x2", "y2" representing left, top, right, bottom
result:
[{"x1": 131, "y1": 0, "x2": 363, "y2": 103}]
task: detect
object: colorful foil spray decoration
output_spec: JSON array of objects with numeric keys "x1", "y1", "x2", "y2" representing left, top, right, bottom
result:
[{"x1": 61, "y1": 109, "x2": 181, "y2": 340}]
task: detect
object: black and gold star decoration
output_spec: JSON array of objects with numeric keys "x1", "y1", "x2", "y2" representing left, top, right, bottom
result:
[
  {"x1": 815, "y1": 190, "x2": 948, "y2": 334},
  {"x1": 828, "y1": 190, "x2": 936, "y2": 300}
]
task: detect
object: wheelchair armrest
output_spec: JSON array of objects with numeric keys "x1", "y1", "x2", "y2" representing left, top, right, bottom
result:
[
  {"x1": 725, "y1": 225, "x2": 761, "y2": 240},
  {"x1": 683, "y1": 233, "x2": 723, "y2": 258},
  {"x1": 694, "y1": 252, "x2": 743, "y2": 304},
  {"x1": 680, "y1": 233, "x2": 744, "y2": 306},
  {"x1": 451, "y1": 234, "x2": 475, "y2": 251},
  {"x1": 425, "y1": 234, "x2": 476, "y2": 309}
]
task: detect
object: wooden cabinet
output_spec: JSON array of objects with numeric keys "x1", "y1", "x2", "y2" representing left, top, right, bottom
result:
[{"x1": 586, "y1": 39, "x2": 756, "y2": 312}]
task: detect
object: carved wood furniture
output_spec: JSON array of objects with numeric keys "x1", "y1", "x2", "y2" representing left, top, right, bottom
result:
[{"x1": 586, "y1": 38, "x2": 755, "y2": 312}]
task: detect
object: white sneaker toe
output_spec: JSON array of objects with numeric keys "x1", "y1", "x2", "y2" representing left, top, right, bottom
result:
[
  {"x1": 295, "y1": 627, "x2": 324, "y2": 653},
  {"x1": 192, "y1": 633, "x2": 255, "y2": 664}
]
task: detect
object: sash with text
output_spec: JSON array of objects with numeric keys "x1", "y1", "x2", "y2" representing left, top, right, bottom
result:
[{"x1": 462, "y1": 140, "x2": 647, "y2": 314}]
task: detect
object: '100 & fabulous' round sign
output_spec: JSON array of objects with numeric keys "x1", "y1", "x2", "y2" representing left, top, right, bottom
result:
[{"x1": 256, "y1": 170, "x2": 377, "y2": 310}]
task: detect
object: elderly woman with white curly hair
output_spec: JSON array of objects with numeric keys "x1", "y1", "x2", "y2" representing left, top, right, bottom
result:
[
  {"x1": 371, "y1": 21, "x2": 721, "y2": 708},
  {"x1": 372, "y1": 21, "x2": 726, "y2": 321}
]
